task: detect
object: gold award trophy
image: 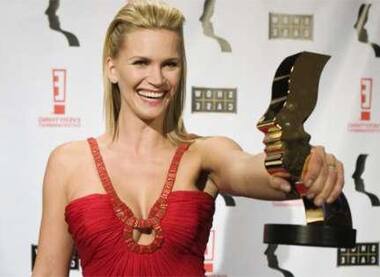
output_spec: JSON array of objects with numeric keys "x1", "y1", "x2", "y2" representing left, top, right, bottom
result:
[{"x1": 257, "y1": 52, "x2": 356, "y2": 247}]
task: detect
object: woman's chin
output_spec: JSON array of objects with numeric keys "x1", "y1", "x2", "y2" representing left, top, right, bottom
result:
[{"x1": 136, "y1": 110, "x2": 166, "y2": 124}]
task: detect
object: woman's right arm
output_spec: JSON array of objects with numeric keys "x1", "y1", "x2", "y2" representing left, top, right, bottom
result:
[{"x1": 32, "y1": 146, "x2": 74, "y2": 277}]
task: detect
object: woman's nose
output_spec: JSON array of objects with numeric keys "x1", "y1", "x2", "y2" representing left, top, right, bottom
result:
[{"x1": 147, "y1": 66, "x2": 165, "y2": 87}]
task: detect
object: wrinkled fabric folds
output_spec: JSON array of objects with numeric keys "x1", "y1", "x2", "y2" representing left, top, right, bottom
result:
[{"x1": 65, "y1": 191, "x2": 215, "y2": 276}]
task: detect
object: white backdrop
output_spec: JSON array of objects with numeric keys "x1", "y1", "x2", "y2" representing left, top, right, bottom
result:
[{"x1": 0, "y1": 0, "x2": 379, "y2": 276}]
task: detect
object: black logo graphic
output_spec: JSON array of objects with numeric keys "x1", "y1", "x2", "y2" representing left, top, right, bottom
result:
[
  {"x1": 352, "y1": 154, "x2": 380, "y2": 206},
  {"x1": 45, "y1": 0, "x2": 80, "y2": 47},
  {"x1": 31, "y1": 244, "x2": 80, "y2": 270},
  {"x1": 264, "y1": 244, "x2": 294, "y2": 277},
  {"x1": 220, "y1": 192, "x2": 236, "y2": 206},
  {"x1": 338, "y1": 243, "x2": 379, "y2": 266},
  {"x1": 354, "y1": 4, "x2": 380, "y2": 57},
  {"x1": 192, "y1": 87, "x2": 237, "y2": 113},
  {"x1": 199, "y1": 0, "x2": 232, "y2": 52}
]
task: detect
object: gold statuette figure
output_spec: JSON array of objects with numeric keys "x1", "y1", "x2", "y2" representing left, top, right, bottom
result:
[{"x1": 257, "y1": 51, "x2": 356, "y2": 247}]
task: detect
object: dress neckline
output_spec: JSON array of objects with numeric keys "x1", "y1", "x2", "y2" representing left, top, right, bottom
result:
[{"x1": 87, "y1": 137, "x2": 189, "y2": 254}]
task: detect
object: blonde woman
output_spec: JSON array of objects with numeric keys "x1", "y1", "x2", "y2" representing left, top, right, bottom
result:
[{"x1": 33, "y1": 1, "x2": 344, "y2": 276}]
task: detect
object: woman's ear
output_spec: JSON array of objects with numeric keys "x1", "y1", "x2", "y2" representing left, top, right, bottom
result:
[{"x1": 106, "y1": 57, "x2": 118, "y2": 84}]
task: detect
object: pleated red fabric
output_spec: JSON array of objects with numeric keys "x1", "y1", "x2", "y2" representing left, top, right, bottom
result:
[{"x1": 65, "y1": 138, "x2": 215, "y2": 276}]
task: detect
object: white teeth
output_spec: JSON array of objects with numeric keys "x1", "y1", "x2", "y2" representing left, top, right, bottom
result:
[{"x1": 137, "y1": 90, "x2": 165, "y2": 99}]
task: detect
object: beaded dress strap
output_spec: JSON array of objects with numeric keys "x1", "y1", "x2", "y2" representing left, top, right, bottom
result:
[
  {"x1": 87, "y1": 137, "x2": 116, "y2": 198},
  {"x1": 157, "y1": 143, "x2": 189, "y2": 201}
]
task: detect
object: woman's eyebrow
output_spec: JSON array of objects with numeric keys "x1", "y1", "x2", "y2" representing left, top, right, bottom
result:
[{"x1": 127, "y1": 56, "x2": 181, "y2": 62}]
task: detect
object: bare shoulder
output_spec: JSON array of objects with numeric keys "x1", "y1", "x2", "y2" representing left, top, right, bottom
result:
[
  {"x1": 46, "y1": 139, "x2": 90, "y2": 185},
  {"x1": 188, "y1": 136, "x2": 247, "y2": 193},
  {"x1": 191, "y1": 136, "x2": 242, "y2": 153},
  {"x1": 189, "y1": 136, "x2": 243, "y2": 172},
  {"x1": 49, "y1": 139, "x2": 88, "y2": 165}
]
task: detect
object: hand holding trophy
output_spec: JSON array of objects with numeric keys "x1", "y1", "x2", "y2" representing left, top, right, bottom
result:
[{"x1": 257, "y1": 52, "x2": 356, "y2": 247}]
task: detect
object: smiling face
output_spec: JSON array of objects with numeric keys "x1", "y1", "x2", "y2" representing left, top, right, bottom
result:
[{"x1": 107, "y1": 28, "x2": 182, "y2": 125}]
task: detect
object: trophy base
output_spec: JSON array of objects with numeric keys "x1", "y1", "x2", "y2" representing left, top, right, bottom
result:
[{"x1": 264, "y1": 224, "x2": 356, "y2": 248}]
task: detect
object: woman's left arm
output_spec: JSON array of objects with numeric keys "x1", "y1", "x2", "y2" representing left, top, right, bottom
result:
[{"x1": 199, "y1": 136, "x2": 344, "y2": 206}]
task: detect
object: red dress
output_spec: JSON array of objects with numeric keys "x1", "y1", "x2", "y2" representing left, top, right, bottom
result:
[{"x1": 65, "y1": 138, "x2": 215, "y2": 276}]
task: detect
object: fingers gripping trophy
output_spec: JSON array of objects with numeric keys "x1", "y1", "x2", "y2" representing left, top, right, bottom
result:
[{"x1": 257, "y1": 52, "x2": 356, "y2": 247}]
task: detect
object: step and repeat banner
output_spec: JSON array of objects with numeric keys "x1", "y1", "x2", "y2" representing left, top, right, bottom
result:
[{"x1": 0, "y1": 0, "x2": 379, "y2": 276}]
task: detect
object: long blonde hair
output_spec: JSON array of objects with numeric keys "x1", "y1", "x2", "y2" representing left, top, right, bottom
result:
[{"x1": 102, "y1": 0, "x2": 197, "y2": 144}]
